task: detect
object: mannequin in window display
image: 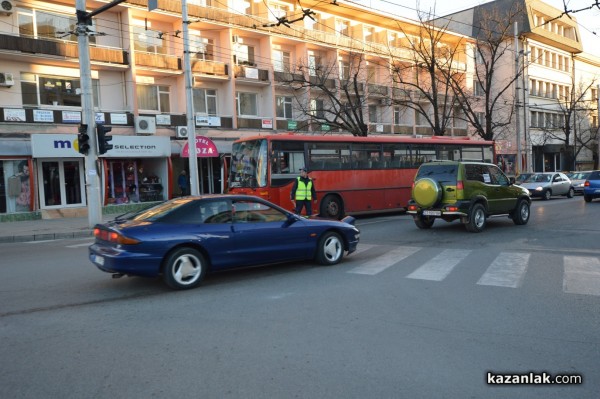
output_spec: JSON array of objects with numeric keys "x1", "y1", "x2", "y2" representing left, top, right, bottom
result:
[{"x1": 15, "y1": 161, "x2": 31, "y2": 212}]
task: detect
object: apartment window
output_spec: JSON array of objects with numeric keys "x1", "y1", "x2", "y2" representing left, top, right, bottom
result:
[
  {"x1": 308, "y1": 53, "x2": 322, "y2": 77},
  {"x1": 276, "y1": 96, "x2": 293, "y2": 119},
  {"x1": 236, "y1": 92, "x2": 258, "y2": 116},
  {"x1": 394, "y1": 106, "x2": 412, "y2": 125},
  {"x1": 137, "y1": 85, "x2": 170, "y2": 112},
  {"x1": 474, "y1": 79, "x2": 484, "y2": 97},
  {"x1": 530, "y1": 111, "x2": 538, "y2": 127},
  {"x1": 592, "y1": 116, "x2": 598, "y2": 128},
  {"x1": 20, "y1": 73, "x2": 99, "y2": 107},
  {"x1": 530, "y1": 79, "x2": 537, "y2": 96},
  {"x1": 133, "y1": 26, "x2": 167, "y2": 54},
  {"x1": 335, "y1": 19, "x2": 349, "y2": 36},
  {"x1": 591, "y1": 88, "x2": 598, "y2": 101},
  {"x1": 364, "y1": 26, "x2": 374, "y2": 41},
  {"x1": 368, "y1": 105, "x2": 379, "y2": 123},
  {"x1": 269, "y1": 3, "x2": 289, "y2": 22},
  {"x1": 340, "y1": 61, "x2": 350, "y2": 80},
  {"x1": 453, "y1": 107, "x2": 467, "y2": 128},
  {"x1": 193, "y1": 89, "x2": 217, "y2": 115},
  {"x1": 310, "y1": 99, "x2": 325, "y2": 118},
  {"x1": 18, "y1": 8, "x2": 96, "y2": 44},
  {"x1": 273, "y1": 50, "x2": 291, "y2": 72},
  {"x1": 476, "y1": 112, "x2": 485, "y2": 126},
  {"x1": 474, "y1": 47, "x2": 484, "y2": 64},
  {"x1": 231, "y1": 0, "x2": 251, "y2": 14},
  {"x1": 233, "y1": 44, "x2": 255, "y2": 66},
  {"x1": 190, "y1": 35, "x2": 214, "y2": 61}
]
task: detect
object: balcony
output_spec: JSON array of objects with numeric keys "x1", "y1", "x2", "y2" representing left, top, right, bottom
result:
[
  {"x1": 234, "y1": 65, "x2": 269, "y2": 84},
  {"x1": 191, "y1": 60, "x2": 229, "y2": 78},
  {"x1": 134, "y1": 51, "x2": 181, "y2": 71},
  {"x1": 0, "y1": 34, "x2": 128, "y2": 66}
]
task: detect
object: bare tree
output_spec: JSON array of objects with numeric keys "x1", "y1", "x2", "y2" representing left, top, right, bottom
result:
[
  {"x1": 277, "y1": 51, "x2": 370, "y2": 136},
  {"x1": 536, "y1": 78, "x2": 597, "y2": 170},
  {"x1": 445, "y1": 3, "x2": 525, "y2": 141},
  {"x1": 390, "y1": 11, "x2": 459, "y2": 136}
]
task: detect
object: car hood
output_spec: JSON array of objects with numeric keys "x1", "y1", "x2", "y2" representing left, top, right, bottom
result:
[{"x1": 519, "y1": 181, "x2": 551, "y2": 189}]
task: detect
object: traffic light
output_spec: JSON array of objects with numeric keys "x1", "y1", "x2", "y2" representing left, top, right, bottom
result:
[
  {"x1": 97, "y1": 124, "x2": 113, "y2": 155},
  {"x1": 78, "y1": 124, "x2": 90, "y2": 155}
]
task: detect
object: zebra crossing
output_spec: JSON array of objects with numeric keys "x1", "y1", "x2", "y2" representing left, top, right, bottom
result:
[{"x1": 348, "y1": 244, "x2": 600, "y2": 297}]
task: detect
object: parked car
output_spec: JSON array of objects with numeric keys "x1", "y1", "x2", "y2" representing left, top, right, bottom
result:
[
  {"x1": 515, "y1": 172, "x2": 534, "y2": 185},
  {"x1": 519, "y1": 172, "x2": 574, "y2": 200},
  {"x1": 566, "y1": 171, "x2": 591, "y2": 195},
  {"x1": 583, "y1": 170, "x2": 600, "y2": 203},
  {"x1": 89, "y1": 195, "x2": 360, "y2": 290},
  {"x1": 407, "y1": 161, "x2": 531, "y2": 232}
]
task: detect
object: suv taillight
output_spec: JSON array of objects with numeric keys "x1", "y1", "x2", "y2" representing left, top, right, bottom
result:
[{"x1": 457, "y1": 180, "x2": 464, "y2": 190}]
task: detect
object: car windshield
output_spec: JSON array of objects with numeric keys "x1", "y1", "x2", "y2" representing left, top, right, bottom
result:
[
  {"x1": 525, "y1": 174, "x2": 551, "y2": 183},
  {"x1": 229, "y1": 139, "x2": 268, "y2": 188},
  {"x1": 571, "y1": 172, "x2": 590, "y2": 180}
]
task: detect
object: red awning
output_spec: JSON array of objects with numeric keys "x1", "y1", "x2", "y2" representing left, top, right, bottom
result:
[{"x1": 180, "y1": 136, "x2": 219, "y2": 158}]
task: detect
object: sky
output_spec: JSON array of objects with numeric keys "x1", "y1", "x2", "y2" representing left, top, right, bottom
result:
[{"x1": 362, "y1": 0, "x2": 600, "y2": 53}]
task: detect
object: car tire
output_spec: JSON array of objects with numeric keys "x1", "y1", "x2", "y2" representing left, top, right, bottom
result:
[
  {"x1": 414, "y1": 214, "x2": 435, "y2": 229},
  {"x1": 163, "y1": 247, "x2": 207, "y2": 290},
  {"x1": 320, "y1": 195, "x2": 343, "y2": 220},
  {"x1": 315, "y1": 231, "x2": 344, "y2": 265},
  {"x1": 566, "y1": 187, "x2": 574, "y2": 198},
  {"x1": 543, "y1": 190, "x2": 552, "y2": 201},
  {"x1": 465, "y1": 203, "x2": 486, "y2": 233},
  {"x1": 584, "y1": 195, "x2": 592, "y2": 203},
  {"x1": 512, "y1": 199, "x2": 530, "y2": 225}
]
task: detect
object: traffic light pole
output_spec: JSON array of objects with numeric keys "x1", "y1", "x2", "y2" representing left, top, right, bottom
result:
[{"x1": 77, "y1": 0, "x2": 102, "y2": 227}]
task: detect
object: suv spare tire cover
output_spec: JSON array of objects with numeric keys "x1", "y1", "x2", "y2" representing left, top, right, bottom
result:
[{"x1": 413, "y1": 178, "x2": 442, "y2": 207}]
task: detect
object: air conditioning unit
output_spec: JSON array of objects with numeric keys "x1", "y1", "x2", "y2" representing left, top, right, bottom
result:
[
  {"x1": 176, "y1": 126, "x2": 189, "y2": 138},
  {"x1": 0, "y1": 72, "x2": 14, "y2": 86},
  {"x1": 135, "y1": 116, "x2": 156, "y2": 134},
  {"x1": 0, "y1": 0, "x2": 15, "y2": 16}
]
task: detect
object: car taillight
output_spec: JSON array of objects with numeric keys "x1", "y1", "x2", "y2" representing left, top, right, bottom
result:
[
  {"x1": 457, "y1": 180, "x2": 464, "y2": 190},
  {"x1": 408, "y1": 204, "x2": 418, "y2": 211},
  {"x1": 584, "y1": 181, "x2": 590, "y2": 187},
  {"x1": 94, "y1": 228, "x2": 140, "y2": 245}
]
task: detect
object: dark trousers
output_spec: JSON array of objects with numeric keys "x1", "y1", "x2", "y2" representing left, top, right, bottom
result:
[{"x1": 294, "y1": 200, "x2": 313, "y2": 216}]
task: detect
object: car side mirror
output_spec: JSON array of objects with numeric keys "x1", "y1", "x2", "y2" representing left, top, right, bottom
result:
[{"x1": 509, "y1": 177, "x2": 515, "y2": 185}]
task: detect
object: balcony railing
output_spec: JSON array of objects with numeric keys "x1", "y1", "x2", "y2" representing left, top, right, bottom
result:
[
  {"x1": 134, "y1": 51, "x2": 181, "y2": 70},
  {"x1": 233, "y1": 65, "x2": 269, "y2": 81},
  {"x1": 191, "y1": 60, "x2": 228, "y2": 76},
  {"x1": 0, "y1": 34, "x2": 128, "y2": 65}
]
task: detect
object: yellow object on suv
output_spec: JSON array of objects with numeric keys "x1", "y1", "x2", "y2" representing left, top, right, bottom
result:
[{"x1": 407, "y1": 161, "x2": 531, "y2": 232}]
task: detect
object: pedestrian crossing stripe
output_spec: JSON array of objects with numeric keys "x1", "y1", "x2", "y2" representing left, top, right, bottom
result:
[{"x1": 346, "y1": 244, "x2": 600, "y2": 296}]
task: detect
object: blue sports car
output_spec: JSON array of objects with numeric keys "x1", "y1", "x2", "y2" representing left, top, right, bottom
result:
[{"x1": 89, "y1": 195, "x2": 360, "y2": 290}]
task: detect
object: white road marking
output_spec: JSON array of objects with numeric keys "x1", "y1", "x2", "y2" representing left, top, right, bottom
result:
[
  {"x1": 347, "y1": 244, "x2": 376, "y2": 256},
  {"x1": 348, "y1": 246, "x2": 420, "y2": 275},
  {"x1": 23, "y1": 239, "x2": 63, "y2": 244},
  {"x1": 406, "y1": 249, "x2": 470, "y2": 281},
  {"x1": 563, "y1": 256, "x2": 600, "y2": 296},
  {"x1": 66, "y1": 242, "x2": 94, "y2": 248},
  {"x1": 477, "y1": 252, "x2": 530, "y2": 288}
]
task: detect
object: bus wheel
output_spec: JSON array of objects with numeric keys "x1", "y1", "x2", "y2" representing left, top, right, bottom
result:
[{"x1": 320, "y1": 195, "x2": 343, "y2": 220}]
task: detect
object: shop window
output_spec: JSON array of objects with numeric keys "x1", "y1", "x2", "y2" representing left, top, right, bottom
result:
[
  {"x1": 1, "y1": 159, "x2": 31, "y2": 213},
  {"x1": 20, "y1": 73, "x2": 99, "y2": 107},
  {"x1": 107, "y1": 161, "x2": 164, "y2": 204}
]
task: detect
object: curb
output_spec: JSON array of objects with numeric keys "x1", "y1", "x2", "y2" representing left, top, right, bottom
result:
[{"x1": 0, "y1": 230, "x2": 94, "y2": 244}]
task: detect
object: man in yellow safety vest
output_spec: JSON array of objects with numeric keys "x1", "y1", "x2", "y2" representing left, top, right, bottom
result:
[{"x1": 290, "y1": 167, "x2": 317, "y2": 216}]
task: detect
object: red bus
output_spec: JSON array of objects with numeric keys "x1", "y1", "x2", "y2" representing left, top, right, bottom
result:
[{"x1": 228, "y1": 134, "x2": 495, "y2": 219}]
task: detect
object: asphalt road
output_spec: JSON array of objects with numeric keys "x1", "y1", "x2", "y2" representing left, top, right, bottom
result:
[{"x1": 1, "y1": 196, "x2": 599, "y2": 398}]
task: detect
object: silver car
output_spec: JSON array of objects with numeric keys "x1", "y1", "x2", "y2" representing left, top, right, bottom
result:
[
  {"x1": 566, "y1": 171, "x2": 592, "y2": 195},
  {"x1": 520, "y1": 172, "x2": 574, "y2": 200}
]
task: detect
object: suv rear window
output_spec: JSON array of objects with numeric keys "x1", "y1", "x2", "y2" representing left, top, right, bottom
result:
[{"x1": 416, "y1": 164, "x2": 458, "y2": 184}]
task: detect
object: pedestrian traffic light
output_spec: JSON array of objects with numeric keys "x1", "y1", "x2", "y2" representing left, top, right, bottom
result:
[
  {"x1": 78, "y1": 124, "x2": 90, "y2": 155},
  {"x1": 97, "y1": 124, "x2": 113, "y2": 155}
]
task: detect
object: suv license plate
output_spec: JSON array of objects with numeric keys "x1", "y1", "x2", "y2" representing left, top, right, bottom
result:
[{"x1": 423, "y1": 210, "x2": 441, "y2": 216}]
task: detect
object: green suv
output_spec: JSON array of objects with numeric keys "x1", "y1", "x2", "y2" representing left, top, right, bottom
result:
[{"x1": 407, "y1": 161, "x2": 531, "y2": 232}]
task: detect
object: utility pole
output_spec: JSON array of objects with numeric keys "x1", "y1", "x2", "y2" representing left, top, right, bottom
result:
[
  {"x1": 76, "y1": 0, "x2": 101, "y2": 227},
  {"x1": 181, "y1": 0, "x2": 199, "y2": 195},
  {"x1": 514, "y1": 22, "x2": 522, "y2": 175}
]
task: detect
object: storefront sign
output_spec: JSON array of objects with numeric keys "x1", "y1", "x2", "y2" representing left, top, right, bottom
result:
[
  {"x1": 156, "y1": 114, "x2": 171, "y2": 125},
  {"x1": 95, "y1": 113, "x2": 106, "y2": 124},
  {"x1": 262, "y1": 119, "x2": 273, "y2": 129},
  {"x1": 62, "y1": 111, "x2": 82, "y2": 124},
  {"x1": 110, "y1": 113, "x2": 128, "y2": 125},
  {"x1": 4, "y1": 109, "x2": 26, "y2": 122},
  {"x1": 104, "y1": 136, "x2": 170, "y2": 157},
  {"x1": 287, "y1": 120, "x2": 297, "y2": 130},
  {"x1": 31, "y1": 134, "x2": 84, "y2": 157},
  {"x1": 33, "y1": 110, "x2": 55, "y2": 123},
  {"x1": 181, "y1": 136, "x2": 219, "y2": 158},
  {"x1": 195, "y1": 115, "x2": 221, "y2": 127}
]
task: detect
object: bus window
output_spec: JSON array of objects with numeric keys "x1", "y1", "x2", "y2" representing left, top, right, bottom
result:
[
  {"x1": 308, "y1": 142, "x2": 350, "y2": 170},
  {"x1": 229, "y1": 139, "x2": 268, "y2": 188},
  {"x1": 272, "y1": 141, "x2": 305, "y2": 174},
  {"x1": 351, "y1": 144, "x2": 380, "y2": 169},
  {"x1": 411, "y1": 145, "x2": 436, "y2": 167},
  {"x1": 384, "y1": 143, "x2": 410, "y2": 168}
]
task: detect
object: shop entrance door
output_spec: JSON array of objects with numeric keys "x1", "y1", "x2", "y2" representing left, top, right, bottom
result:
[{"x1": 37, "y1": 159, "x2": 86, "y2": 208}]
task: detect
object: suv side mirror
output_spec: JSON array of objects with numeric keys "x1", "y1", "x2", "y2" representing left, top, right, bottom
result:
[{"x1": 509, "y1": 177, "x2": 516, "y2": 185}]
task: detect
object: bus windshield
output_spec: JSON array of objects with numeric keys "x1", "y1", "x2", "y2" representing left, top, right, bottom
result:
[{"x1": 229, "y1": 139, "x2": 268, "y2": 188}]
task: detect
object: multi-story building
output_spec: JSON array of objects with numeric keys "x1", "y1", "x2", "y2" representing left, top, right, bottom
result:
[
  {"x1": 0, "y1": 0, "x2": 479, "y2": 219},
  {"x1": 440, "y1": 0, "x2": 599, "y2": 174}
]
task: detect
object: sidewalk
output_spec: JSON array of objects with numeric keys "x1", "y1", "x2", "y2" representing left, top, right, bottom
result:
[{"x1": 0, "y1": 215, "x2": 114, "y2": 243}]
